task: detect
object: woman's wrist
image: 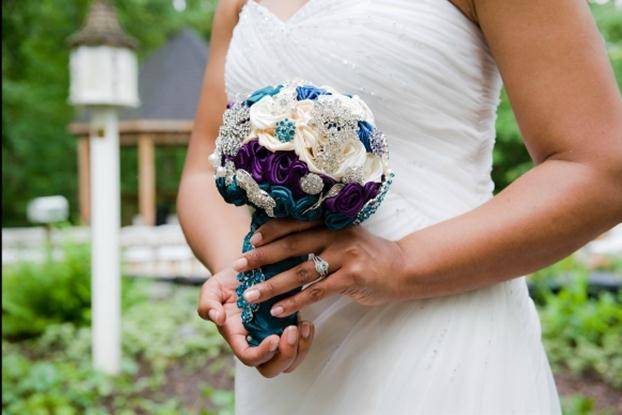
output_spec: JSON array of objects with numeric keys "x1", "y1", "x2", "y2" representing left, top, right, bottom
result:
[{"x1": 393, "y1": 234, "x2": 436, "y2": 301}]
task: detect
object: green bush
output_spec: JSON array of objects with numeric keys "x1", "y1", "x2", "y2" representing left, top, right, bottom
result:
[
  {"x1": 2, "y1": 244, "x2": 91, "y2": 339},
  {"x1": 2, "y1": 244, "x2": 147, "y2": 339},
  {"x1": 561, "y1": 395, "x2": 611, "y2": 415},
  {"x1": 535, "y1": 260, "x2": 622, "y2": 389}
]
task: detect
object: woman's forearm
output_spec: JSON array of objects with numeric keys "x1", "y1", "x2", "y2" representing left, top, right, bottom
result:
[
  {"x1": 396, "y1": 158, "x2": 622, "y2": 300},
  {"x1": 178, "y1": 169, "x2": 250, "y2": 273}
]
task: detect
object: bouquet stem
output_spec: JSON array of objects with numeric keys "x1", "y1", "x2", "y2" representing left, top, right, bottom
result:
[{"x1": 236, "y1": 210, "x2": 307, "y2": 347}]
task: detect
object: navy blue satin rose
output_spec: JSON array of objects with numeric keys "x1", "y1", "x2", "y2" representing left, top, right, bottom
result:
[
  {"x1": 291, "y1": 195, "x2": 323, "y2": 221},
  {"x1": 269, "y1": 186, "x2": 295, "y2": 218},
  {"x1": 296, "y1": 85, "x2": 330, "y2": 101},
  {"x1": 357, "y1": 120, "x2": 374, "y2": 152},
  {"x1": 324, "y1": 211, "x2": 355, "y2": 230},
  {"x1": 244, "y1": 84, "x2": 283, "y2": 107},
  {"x1": 215, "y1": 177, "x2": 247, "y2": 206}
]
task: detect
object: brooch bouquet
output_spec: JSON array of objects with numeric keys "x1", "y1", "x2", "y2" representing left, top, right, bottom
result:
[{"x1": 209, "y1": 80, "x2": 393, "y2": 346}]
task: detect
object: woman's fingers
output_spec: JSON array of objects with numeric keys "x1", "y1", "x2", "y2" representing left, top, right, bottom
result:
[
  {"x1": 250, "y1": 219, "x2": 322, "y2": 247},
  {"x1": 270, "y1": 270, "x2": 348, "y2": 318},
  {"x1": 256, "y1": 325, "x2": 300, "y2": 378},
  {"x1": 284, "y1": 321, "x2": 315, "y2": 373},
  {"x1": 242, "y1": 250, "x2": 341, "y2": 304},
  {"x1": 197, "y1": 278, "x2": 226, "y2": 326},
  {"x1": 224, "y1": 325, "x2": 280, "y2": 367},
  {"x1": 233, "y1": 227, "x2": 332, "y2": 272}
]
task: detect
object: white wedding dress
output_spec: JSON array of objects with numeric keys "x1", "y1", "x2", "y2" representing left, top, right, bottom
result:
[{"x1": 224, "y1": 1, "x2": 562, "y2": 414}]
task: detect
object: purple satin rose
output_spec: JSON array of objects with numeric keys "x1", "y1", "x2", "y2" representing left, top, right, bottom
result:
[
  {"x1": 265, "y1": 152, "x2": 294, "y2": 184},
  {"x1": 325, "y1": 183, "x2": 367, "y2": 218},
  {"x1": 363, "y1": 181, "x2": 381, "y2": 200},
  {"x1": 250, "y1": 144, "x2": 271, "y2": 182},
  {"x1": 231, "y1": 142, "x2": 253, "y2": 171},
  {"x1": 264, "y1": 151, "x2": 309, "y2": 197},
  {"x1": 325, "y1": 181, "x2": 382, "y2": 218}
]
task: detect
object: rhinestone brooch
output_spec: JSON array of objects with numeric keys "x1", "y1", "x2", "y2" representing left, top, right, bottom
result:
[{"x1": 299, "y1": 173, "x2": 324, "y2": 195}]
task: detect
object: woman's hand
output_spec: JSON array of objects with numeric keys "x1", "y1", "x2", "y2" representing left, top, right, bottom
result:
[
  {"x1": 197, "y1": 267, "x2": 316, "y2": 377},
  {"x1": 231, "y1": 220, "x2": 408, "y2": 318}
]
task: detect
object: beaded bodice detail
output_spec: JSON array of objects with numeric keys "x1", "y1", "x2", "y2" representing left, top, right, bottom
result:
[{"x1": 225, "y1": 0, "x2": 503, "y2": 237}]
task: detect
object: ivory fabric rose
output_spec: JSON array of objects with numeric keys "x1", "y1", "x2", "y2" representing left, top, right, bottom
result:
[
  {"x1": 242, "y1": 85, "x2": 388, "y2": 184},
  {"x1": 249, "y1": 95, "x2": 288, "y2": 131}
]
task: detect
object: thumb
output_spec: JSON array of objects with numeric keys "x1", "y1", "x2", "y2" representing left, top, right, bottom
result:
[{"x1": 198, "y1": 278, "x2": 227, "y2": 326}]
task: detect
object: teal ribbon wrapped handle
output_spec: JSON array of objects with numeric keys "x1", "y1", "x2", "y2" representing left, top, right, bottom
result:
[{"x1": 235, "y1": 210, "x2": 307, "y2": 346}]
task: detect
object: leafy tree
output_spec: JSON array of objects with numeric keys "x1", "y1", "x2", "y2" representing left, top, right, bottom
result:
[{"x1": 2, "y1": 0, "x2": 216, "y2": 227}]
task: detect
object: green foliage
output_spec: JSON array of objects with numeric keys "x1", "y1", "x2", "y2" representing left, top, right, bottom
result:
[
  {"x1": 2, "y1": 244, "x2": 148, "y2": 339},
  {"x1": 535, "y1": 259, "x2": 622, "y2": 389},
  {"x1": 2, "y1": 283, "x2": 231, "y2": 415},
  {"x1": 2, "y1": 244, "x2": 91, "y2": 339},
  {"x1": 2, "y1": 0, "x2": 217, "y2": 227},
  {"x1": 561, "y1": 395, "x2": 611, "y2": 415}
]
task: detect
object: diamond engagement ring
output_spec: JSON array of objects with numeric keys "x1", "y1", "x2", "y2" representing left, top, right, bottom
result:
[{"x1": 308, "y1": 253, "x2": 330, "y2": 279}]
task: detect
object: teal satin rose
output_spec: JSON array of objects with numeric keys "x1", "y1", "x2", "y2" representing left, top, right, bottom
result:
[
  {"x1": 291, "y1": 195, "x2": 322, "y2": 221},
  {"x1": 215, "y1": 177, "x2": 247, "y2": 206},
  {"x1": 244, "y1": 84, "x2": 283, "y2": 107},
  {"x1": 269, "y1": 185, "x2": 295, "y2": 218},
  {"x1": 324, "y1": 211, "x2": 356, "y2": 230}
]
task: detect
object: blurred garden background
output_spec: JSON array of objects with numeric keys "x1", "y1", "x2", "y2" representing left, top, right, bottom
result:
[{"x1": 2, "y1": 0, "x2": 622, "y2": 414}]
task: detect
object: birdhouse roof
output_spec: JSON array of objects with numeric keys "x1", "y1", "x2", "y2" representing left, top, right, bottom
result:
[{"x1": 68, "y1": 0, "x2": 137, "y2": 49}]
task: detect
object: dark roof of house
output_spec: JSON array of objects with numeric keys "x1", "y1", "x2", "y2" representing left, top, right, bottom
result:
[{"x1": 74, "y1": 29, "x2": 208, "y2": 123}]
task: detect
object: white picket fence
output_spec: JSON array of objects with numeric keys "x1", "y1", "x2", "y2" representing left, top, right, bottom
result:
[
  {"x1": 3, "y1": 223, "x2": 621, "y2": 280},
  {"x1": 2, "y1": 224, "x2": 210, "y2": 279}
]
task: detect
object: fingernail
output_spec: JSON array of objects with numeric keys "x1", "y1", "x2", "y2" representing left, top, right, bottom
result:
[
  {"x1": 301, "y1": 322, "x2": 311, "y2": 338},
  {"x1": 250, "y1": 232, "x2": 262, "y2": 246},
  {"x1": 270, "y1": 305, "x2": 284, "y2": 317},
  {"x1": 243, "y1": 289, "x2": 260, "y2": 302},
  {"x1": 232, "y1": 257, "x2": 248, "y2": 271},
  {"x1": 286, "y1": 326, "x2": 298, "y2": 346},
  {"x1": 269, "y1": 337, "x2": 279, "y2": 351},
  {"x1": 208, "y1": 309, "x2": 220, "y2": 322}
]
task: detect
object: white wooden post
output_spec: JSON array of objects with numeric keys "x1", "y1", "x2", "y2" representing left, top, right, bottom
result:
[
  {"x1": 89, "y1": 107, "x2": 121, "y2": 374},
  {"x1": 68, "y1": 0, "x2": 138, "y2": 375}
]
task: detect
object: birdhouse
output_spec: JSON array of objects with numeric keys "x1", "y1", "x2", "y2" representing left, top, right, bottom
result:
[{"x1": 68, "y1": 0, "x2": 139, "y2": 107}]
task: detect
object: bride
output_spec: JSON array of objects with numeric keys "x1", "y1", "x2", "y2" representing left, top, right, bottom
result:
[{"x1": 177, "y1": 0, "x2": 622, "y2": 413}]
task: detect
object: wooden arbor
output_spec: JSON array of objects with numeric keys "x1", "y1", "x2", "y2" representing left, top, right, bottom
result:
[{"x1": 69, "y1": 29, "x2": 208, "y2": 225}]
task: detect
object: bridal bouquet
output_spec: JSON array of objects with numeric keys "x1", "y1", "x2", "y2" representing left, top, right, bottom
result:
[{"x1": 209, "y1": 80, "x2": 393, "y2": 346}]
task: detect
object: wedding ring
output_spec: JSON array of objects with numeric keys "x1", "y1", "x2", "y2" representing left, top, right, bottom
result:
[{"x1": 308, "y1": 253, "x2": 330, "y2": 279}]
